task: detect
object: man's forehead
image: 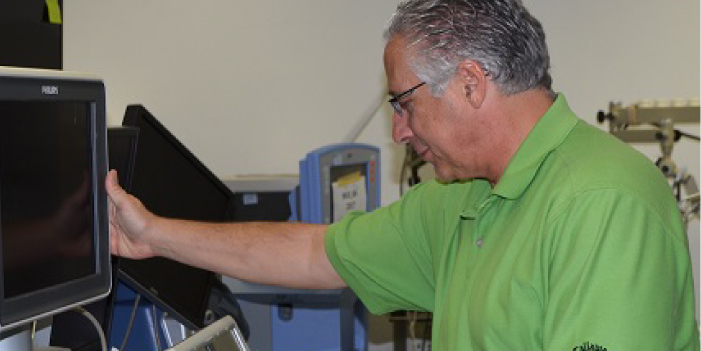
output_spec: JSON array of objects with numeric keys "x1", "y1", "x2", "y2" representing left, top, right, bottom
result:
[
  {"x1": 384, "y1": 37, "x2": 416, "y2": 92},
  {"x1": 384, "y1": 36, "x2": 410, "y2": 65}
]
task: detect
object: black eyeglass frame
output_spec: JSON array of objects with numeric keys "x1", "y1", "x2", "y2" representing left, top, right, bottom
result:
[{"x1": 389, "y1": 81, "x2": 426, "y2": 116}]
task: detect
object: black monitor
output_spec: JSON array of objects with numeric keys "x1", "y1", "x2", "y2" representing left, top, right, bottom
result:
[
  {"x1": 118, "y1": 104, "x2": 235, "y2": 330},
  {"x1": 49, "y1": 126, "x2": 139, "y2": 351},
  {"x1": 0, "y1": 67, "x2": 111, "y2": 337}
]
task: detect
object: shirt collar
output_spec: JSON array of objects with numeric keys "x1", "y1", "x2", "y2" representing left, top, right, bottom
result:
[
  {"x1": 458, "y1": 178, "x2": 492, "y2": 219},
  {"x1": 492, "y1": 93, "x2": 579, "y2": 200}
]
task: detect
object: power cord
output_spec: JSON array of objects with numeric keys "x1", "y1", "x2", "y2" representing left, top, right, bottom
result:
[
  {"x1": 73, "y1": 306, "x2": 107, "y2": 351},
  {"x1": 409, "y1": 311, "x2": 419, "y2": 351},
  {"x1": 152, "y1": 304, "x2": 162, "y2": 351},
  {"x1": 31, "y1": 320, "x2": 37, "y2": 342},
  {"x1": 117, "y1": 293, "x2": 166, "y2": 351},
  {"x1": 119, "y1": 294, "x2": 142, "y2": 351}
]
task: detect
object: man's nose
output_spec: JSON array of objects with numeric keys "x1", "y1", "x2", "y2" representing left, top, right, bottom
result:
[{"x1": 392, "y1": 113, "x2": 413, "y2": 144}]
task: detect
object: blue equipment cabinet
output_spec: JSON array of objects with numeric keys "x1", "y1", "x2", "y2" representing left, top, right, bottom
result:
[{"x1": 225, "y1": 143, "x2": 380, "y2": 351}]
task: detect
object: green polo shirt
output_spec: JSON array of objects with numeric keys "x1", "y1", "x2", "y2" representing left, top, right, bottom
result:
[{"x1": 325, "y1": 95, "x2": 699, "y2": 350}]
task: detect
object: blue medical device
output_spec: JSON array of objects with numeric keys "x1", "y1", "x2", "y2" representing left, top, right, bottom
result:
[
  {"x1": 285, "y1": 143, "x2": 380, "y2": 351},
  {"x1": 292, "y1": 143, "x2": 381, "y2": 223},
  {"x1": 225, "y1": 143, "x2": 380, "y2": 351}
]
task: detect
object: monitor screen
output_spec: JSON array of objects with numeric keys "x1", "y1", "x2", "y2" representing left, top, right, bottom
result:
[
  {"x1": 118, "y1": 104, "x2": 234, "y2": 329},
  {"x1": 0, "y1": 67, "x2": 110, "y2": 332},
  {"x1": 0, "y1": 101, "x2": 94, "y2": 299}
]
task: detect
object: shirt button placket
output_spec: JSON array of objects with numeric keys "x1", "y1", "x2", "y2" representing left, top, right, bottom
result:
[{"x1": 475, "y1": 197, "x2": 494, "y2": 249}]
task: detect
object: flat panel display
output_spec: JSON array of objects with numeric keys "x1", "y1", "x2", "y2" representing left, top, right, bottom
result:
[
  {"x1": 119, "y1": 105, "x2": 234, "y2": 329},
  {"x1": 0, "y1": 67, "x2": 110, "y2": 332}
]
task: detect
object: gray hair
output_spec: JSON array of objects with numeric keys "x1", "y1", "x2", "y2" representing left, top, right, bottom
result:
[{"x1": 385, "y1": 0, "x2": 553, "y2": 96}]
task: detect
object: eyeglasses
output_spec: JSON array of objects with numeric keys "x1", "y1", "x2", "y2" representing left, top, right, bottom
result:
[{"x1": 389, "y1": 81, "x2": 426, "y2": 116}]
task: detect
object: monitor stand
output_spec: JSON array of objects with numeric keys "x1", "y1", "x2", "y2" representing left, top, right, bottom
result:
[
  {"x1": 0, "y1": 325, "x2": 32, "y2": 351},
  {"x1": 0, "y1": 324, "x2": 69, "y2": 351}
]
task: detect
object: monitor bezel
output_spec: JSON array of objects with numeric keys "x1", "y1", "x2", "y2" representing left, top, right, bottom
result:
[
  {"x1": 106, "y1": 126, "x2": 140, "y2": 193},
  {"x1": 0, "y1": 68, "x2": 111, "y2": 331}
]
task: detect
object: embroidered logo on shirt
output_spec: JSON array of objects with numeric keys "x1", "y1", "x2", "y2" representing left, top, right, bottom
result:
[{"x1": 573, "y1": 342, "x2": 607, "y2": 351}]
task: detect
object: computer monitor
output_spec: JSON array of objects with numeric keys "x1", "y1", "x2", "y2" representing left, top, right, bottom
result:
[
  {"x1": 0, "y1": 67, "x2": 110, "y2": 344},
  {"x1": 49, "y1": 126, "x2": 139, "y2": 351},
  {"x1": 117, "y1": 104, "x2": 235, "y2": 330}
]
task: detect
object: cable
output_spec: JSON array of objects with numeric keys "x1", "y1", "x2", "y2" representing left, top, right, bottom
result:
[
  {"x1": 408, "y1": 311, "x2": 419, "y2": 351},
  {"x1": 120, "y1": 294, "x2": 142, "y2": 351},
  {"x1": 73, "y1": 306, "x2": 108, "y2": 351},
  {"x1": 675, "y1": 130, "x2": 701, "y2": 141},
  {"x1": 152, "y1": 304, "x2": 162, "y2": 351},
  {"x1": 31, "y1": 320, "x2": 37, "y2": 342},
  {"x1": 343, "y1": 92, "x2": 386, "y2": 143}
]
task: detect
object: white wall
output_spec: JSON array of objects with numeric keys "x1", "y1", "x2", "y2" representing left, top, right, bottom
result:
[
  {"x1": 64, "y1": 0, "x2": 699, "y2": 348},
  {"x1": 64, "y1": 1, "x2": 405, "y2": 349},
  {"x1": 63, "y1": 0, "x2": 406, "y2": 207}
]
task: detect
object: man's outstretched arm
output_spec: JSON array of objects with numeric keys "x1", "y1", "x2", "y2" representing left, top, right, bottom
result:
[{"x1": 105, "y1": 170, "x2": 346, "y2": 290}]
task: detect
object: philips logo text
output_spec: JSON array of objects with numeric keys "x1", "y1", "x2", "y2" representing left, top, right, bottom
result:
[{"x1": 41, "y1": 86, "x2": 59, "y2": 95}]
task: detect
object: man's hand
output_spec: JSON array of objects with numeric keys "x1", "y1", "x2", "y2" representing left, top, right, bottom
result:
[{"x1": 105, "y1": 169, "x2": 158, "y2": 259}]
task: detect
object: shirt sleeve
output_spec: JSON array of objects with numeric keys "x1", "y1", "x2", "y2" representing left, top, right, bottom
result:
[
  {"x1": 543, "y1": 189, "x2": 699, "y2": 351},
  {"x1": 325, "y1": 184, "x2": 437, "y2": 315}
]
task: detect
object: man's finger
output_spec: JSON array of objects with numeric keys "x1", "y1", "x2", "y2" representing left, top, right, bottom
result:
[{"x1": 105, "y1": 169, "x2": 127, "y2": 202}]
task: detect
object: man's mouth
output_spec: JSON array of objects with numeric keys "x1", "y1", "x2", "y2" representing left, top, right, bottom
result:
[{"x1": 415, "y1": 147, "x2": 430, "y2": 161}]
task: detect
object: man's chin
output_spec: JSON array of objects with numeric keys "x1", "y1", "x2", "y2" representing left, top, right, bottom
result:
[
  {"x1": 433, "y1": 166, "x2": 474, "y2": 184},
  {"x1": 433, "y1": 167, "x2": 457, "y2": 183}
]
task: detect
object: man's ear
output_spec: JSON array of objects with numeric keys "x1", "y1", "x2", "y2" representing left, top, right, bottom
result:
[{"x1": 456, "y1": 59, "x2": 487, "y2": 108}]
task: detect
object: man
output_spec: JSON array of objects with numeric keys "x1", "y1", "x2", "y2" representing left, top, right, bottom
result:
[{"x1": 107, "y1": 0, "x2": 699, "y2": 349}]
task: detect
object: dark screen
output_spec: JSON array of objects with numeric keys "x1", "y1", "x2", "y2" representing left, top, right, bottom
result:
[
  {"x1": 128, "y1": 118, "x2": 230, "y2": 219},
  {"x1": 0, "y1": 101, "x2": 94, "y2": 299},
  {"x1": 120, "y1": 105, "x2": 232, "y2": 328}
]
